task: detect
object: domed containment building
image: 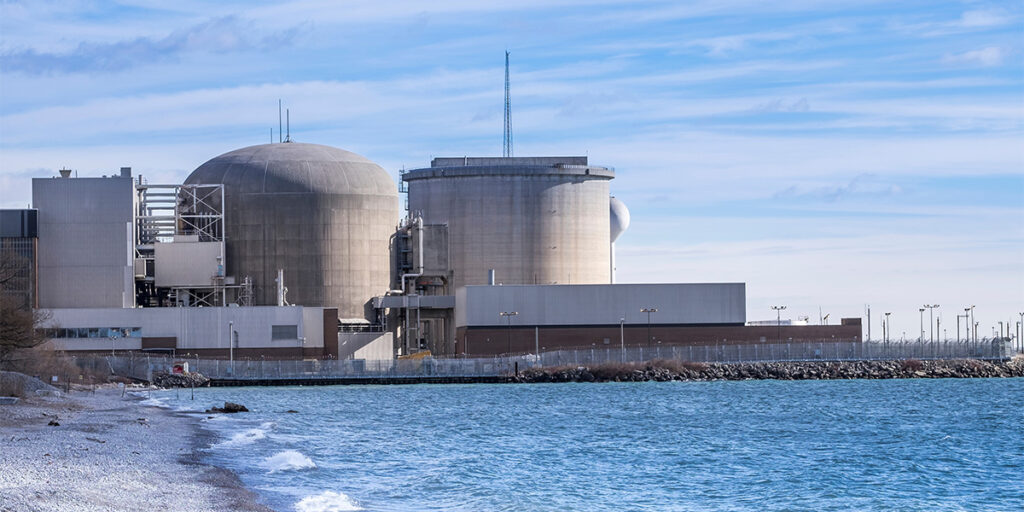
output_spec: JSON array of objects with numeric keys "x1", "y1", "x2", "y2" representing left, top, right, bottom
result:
[
  {"x1": 185, "y1": 143, "x2": 399, "y2": 320},
  {"x1": 403, "y1": 156, "x2": 614, "y2": 291}
]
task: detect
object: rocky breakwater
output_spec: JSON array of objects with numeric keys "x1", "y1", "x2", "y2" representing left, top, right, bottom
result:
[
  {"x1": 151, "y1": 371, "x2": 210, "y2": 388},
  {"x1": 514, "y1": 358, "x2": 1024, "y2": 383}
]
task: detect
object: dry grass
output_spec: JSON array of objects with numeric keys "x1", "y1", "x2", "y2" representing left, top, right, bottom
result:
[
  {"x1": 4, "y1": 342, "x2": 111, "y2": 388},
  {"x1": 589, "y1": 362, "x2": 640, "y2": 380},
  {"x1": 900, "y1": 359, "x2": 924, "y2": 371}
]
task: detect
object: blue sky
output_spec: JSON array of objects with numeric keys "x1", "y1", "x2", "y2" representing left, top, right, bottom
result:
[{"x1": 1, "y1": 0, "x2": 1022, "y2": 338}]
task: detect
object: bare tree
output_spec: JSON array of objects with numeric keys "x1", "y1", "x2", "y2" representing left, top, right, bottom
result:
[{"x1": 0, "y1": 253, "x2": 50, "y2": 370}]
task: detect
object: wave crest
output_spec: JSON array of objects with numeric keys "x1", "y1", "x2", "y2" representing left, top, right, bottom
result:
[
  {"x1": 261, "y1": 450, "x2": 316, "y2": 473},
  {"x1": 295, "y1": 490, "x2": 362, "y2": 512}
]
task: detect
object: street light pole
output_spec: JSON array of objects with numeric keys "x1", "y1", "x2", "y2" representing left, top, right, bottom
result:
[
  {"x1": 969, "y1": 305, "x2": 976, "y2": 344},
  {"x1": 771, "y1": 305, "x2": 787, "y2": 344},
  {"x1": 923, "y1": 305, "x2": 939, "y2": 344},
  {"x1": 228, "y1": 320, "x2": 234, "y2": 371},
  {"x1": 1018, "y1": 312, "x2": 1024, "y2": 352},
  {"x1": 620, "y1": 317, "x2": 625, "y2": 358},
  {"x1": 638, "y1": 307, "x2": 655, "y2": 348},
  {"x1": 884, "y1": 312, "x2": 891, "y2": 344},
  {"x1": 918, "y1": 308, "x2": 925, "y2": 342},
  {"x1": 499, "y1": 311, "x2": 518, "y2": 355}
]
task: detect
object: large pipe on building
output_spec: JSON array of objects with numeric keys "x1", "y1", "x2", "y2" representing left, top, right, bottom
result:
[
  {"x1": 400, "y1": 215, "x2": 424, "y2": 294},
  {"x1": 276, "y1": 269, "x2": 287, "y2": 306},
  {"x1": 609, "y1": 196, "x2": 630, "y2": 284}
]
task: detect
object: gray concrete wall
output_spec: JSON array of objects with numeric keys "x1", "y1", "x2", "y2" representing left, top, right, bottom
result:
[
  {"x1": 42, "y1": 306, "x2": 329, "y2": 354},
  {"x1": 32, "y1": 176, "x2": 135, "y2": 308},
  {"x1": 406, "y1": 157, "x2": 613, "y2": 291},
  {"x1": 154, "y1": 241, "x2": 223, "y2": 287},
  {"x1": 455, "y1": 283, "x2": 746, "y2": 328},
  {"x1": 338, "y1": 332, "x2": 393, "y2": 360}
]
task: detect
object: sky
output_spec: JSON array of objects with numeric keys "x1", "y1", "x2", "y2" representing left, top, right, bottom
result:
[{"x1": 1, "y1": 0, "x2": 1022, "y2": 340}]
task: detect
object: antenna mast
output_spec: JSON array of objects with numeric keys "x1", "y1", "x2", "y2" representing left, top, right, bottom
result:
[
  {"x1": 285, "y1": 109, "x2": 291, "y2": 142},
  {"x1": 503, "y1": 51, "x2": 513, "y2": 158},
  {"x1": 278, "y1": 99, "x2": 283, "y2": 143}
]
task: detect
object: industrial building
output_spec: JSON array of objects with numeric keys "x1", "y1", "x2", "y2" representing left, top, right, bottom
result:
[{"x1": 13, "y1": 141, "x2": 861, "y2": 359}]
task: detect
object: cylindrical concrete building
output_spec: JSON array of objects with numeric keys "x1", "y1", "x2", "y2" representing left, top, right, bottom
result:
[
  {"x1": 404, "y1": 156, "x2": 613, "y2": 291},
  {"x1": 185, "y1": 142, "x2": 398, "y2": 320}
]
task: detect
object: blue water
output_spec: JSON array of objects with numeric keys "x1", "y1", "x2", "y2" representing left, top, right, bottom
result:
[{"x1": 151, "y1": 379, "x2": 1024, "y2": 511}]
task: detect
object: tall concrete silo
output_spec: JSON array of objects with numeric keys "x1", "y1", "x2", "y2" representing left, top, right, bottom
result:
[
  {"x1": 184, "y1": 143, "x2": 398, "y2": 320},
  {"x1": 403, "y1": 156, "x2": 613, "y2": 291}
]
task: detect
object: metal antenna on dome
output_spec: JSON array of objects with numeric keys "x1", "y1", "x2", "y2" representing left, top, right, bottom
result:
[
  {"x1": 278, "y1": 99, "x2": 283, "y2": 143},
  {"x1": 285, "y1": 109, "x2": 291, "y2": 143}
]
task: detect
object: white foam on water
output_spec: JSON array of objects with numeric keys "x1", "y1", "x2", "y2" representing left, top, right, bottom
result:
[
  {"x1": 139, "y1": 397, "x2": 169, "y2": 408},
  {"x1": 294, "y1": 490, "x2": 362, "y2": 512},
  {"x1": 214, "y1": 424, "x2": 271, "y2": 448},
  {"x1": 261, "y1": 450, "x2": 317, "y2": 473}
]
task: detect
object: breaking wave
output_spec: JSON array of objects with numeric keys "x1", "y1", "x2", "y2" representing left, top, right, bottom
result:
[
  {"x1": 261, "y1": 450, "x2": 316, "y2": 473},
  {"x1": 295, "y1": 490, "x2": 362, "y2": 511}
]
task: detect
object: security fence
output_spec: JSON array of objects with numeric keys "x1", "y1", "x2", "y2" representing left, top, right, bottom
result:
[
  {"x1": 530, "y1": 339, "x2": 1014, "y2": 367},
  {"x1": 72, "y1": 339, "x2": 1014, "y2": 383}
]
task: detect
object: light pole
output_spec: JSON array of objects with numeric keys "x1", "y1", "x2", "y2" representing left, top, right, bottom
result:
[
  {"x1": 958, "y1": 309, "x2": 966, "y2": 342},
  {"x1": 228, "y1": 320, "x2": 234, "y2": 371},
  {"x1": 918, "y1": 308, "x2": 925, "y2": 342},
  {"x1": 923, "y1": 305, "x2": 939, "y2": 344},
  {"x1": 1018, "y1": 312, "x2": 1024, "y2": 352},
  {"x1": 771, "y1": 305, "x2": 786, "y2": 343},
  {"x1": 641, "y1": 308, "x2": 658, "y2": 347},
  {"x1": 969, "y1": 305, "x2": 976, "y2": 344},
  {"x1": 499, "y1": 311, "x2": 518, "y2": 355},
  {"x1": 1017, "y1": 312, "x2": 1023, "y2": 352},
  {"x1": 619, "y1": 317, "x2": 625, "y2": 359},
  {"x1": 884, "y1": 312, "x2": 891, "y2": 344}
]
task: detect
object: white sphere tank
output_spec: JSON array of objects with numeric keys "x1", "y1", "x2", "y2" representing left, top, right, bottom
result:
[{"x1": 609, "y1": 196, "x2": 630, "y2": 283}]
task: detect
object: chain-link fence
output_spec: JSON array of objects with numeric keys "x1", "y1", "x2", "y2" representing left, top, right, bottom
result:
[
  {"x1": 532, "y1": 339, "x2": 1014, "y2": 367},
  {"x1": 72, "y1": 339, "x2": 1014, "y2": 383}
]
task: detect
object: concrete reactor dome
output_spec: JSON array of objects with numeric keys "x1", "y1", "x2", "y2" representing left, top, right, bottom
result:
[
  {"x1": 404, "y1": 156, "x2": 614, "y2": 290},
  {"x1": 185, "y1": 142, "x2": 399, "y2": 319}
]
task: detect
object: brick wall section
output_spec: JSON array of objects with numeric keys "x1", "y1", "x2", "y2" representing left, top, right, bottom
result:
[{"x1": 456, "y1": 321, "x2": 862, "y2": 356}]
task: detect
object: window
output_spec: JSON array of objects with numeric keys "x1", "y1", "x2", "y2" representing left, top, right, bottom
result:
[{"x1": 271, "y1": 325, "x2": 298, "y2": 340}]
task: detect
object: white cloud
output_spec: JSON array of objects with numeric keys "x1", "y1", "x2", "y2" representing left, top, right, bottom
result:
[
  {"x1": 958, "y1": 9, "x2": 1013, "y2": 28},
  {"x1": 942, "y1": 46, "x2": 1008, "y2": 67},
  {"x1": 687, "y1": 32, "x2": 795, "y2": 56}
]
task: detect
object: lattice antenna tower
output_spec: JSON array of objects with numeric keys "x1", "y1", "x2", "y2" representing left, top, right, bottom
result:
[{"x1": 503, "y1": 50, "x2": 513, "y2": 157}]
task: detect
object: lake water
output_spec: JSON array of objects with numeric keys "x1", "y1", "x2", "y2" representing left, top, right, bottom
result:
[{"x1": 150, "y1": 378, "x2": 1024, "y2": 511}]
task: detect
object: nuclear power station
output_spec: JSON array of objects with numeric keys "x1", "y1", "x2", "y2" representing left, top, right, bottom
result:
[{"x1": 0, "y1": 136, "x2": 863, "y2": 360}]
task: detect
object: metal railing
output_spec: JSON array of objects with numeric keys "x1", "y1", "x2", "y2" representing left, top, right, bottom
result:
[{"x1": 72, "y1": 339, "x2": 1015, "y2": 383}]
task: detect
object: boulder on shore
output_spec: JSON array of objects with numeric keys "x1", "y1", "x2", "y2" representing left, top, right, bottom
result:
[{"x1": 206, "y1": 401, "x2": 249, "y2": 413}]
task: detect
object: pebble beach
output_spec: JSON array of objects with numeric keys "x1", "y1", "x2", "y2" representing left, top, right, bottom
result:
[{"x1": 0, "y1": 386, "x2": 271, "y2": 512}]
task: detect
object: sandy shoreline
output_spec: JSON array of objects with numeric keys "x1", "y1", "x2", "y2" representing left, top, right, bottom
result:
[{"x1": 0, "y1": 387, "x2": 273, "y2": 512}]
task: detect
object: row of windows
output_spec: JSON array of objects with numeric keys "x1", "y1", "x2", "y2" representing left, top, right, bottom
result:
[{"x1": 42, "y1": 327, "x2": 142, "y2": 339}]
